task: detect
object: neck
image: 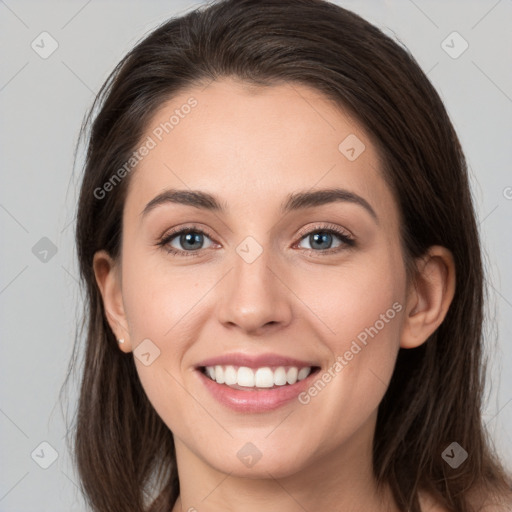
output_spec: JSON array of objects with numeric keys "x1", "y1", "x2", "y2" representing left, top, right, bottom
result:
[{"x1": 171, "y1": 414, "x2": 399, "y2": 512}]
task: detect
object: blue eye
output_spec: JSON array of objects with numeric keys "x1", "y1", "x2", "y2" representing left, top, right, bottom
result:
[
  {"x1": 297, "y1": 228, "x2": 354, "y2": 253},
  {"x1": 157, "y1": 223, "x2": 355, "y2": 257},
  {"x1": 158, "y1": 226, "x2": 215, "y2": 257}
]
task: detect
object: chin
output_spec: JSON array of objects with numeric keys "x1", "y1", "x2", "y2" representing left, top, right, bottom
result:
[{"x1": 200, "y1": 441, "x2": 315, "y2": 479}]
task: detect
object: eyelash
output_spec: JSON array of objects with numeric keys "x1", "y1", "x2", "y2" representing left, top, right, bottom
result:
[{"x1": 157, "y1": 223, "x2": 355, "y2": 258}]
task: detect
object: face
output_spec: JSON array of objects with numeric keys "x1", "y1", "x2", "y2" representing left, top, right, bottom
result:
[{"x1": 104, "y1": 78, "x2": 410, "y2": 478}]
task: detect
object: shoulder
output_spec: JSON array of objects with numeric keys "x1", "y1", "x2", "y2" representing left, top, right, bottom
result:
[
  {"x1": 468, "y1": 488, "x2": 512, "y2": 512},
  {"x1": 418, "y1": 491, "x2": 448, "y2": 512},
  {"x1": 419, "y1": 488, "x2": 512, "y2": 512}
]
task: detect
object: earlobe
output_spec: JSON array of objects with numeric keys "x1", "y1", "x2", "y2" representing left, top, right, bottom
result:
[
  {"x1": 93, "y1": 250, "x2": 132, "y2": 353},
  {"x1": 400, "y1": 246, "x2": 456, "y2": 349}
]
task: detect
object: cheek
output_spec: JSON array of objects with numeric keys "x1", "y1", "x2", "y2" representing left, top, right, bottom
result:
[
  {"x1": 121, "y1": 253, "x2": 205, "y2": 345},
  {"x1": 294, "y1": 253, "x2": 405, "y2": 424},
  {"x1": 122, "y1": 231, "x2": 405, "y2": 394},
  {"x1": 295, "y1": 249, "x2": 405, "y2": 348},
  {"x1": 119, "y1": 253, "x2": 217, "y2": 420}
]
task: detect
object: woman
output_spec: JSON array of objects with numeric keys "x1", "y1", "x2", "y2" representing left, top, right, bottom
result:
[{"x1": 69, "y1": 0, "x2": 512, "y2": 510}]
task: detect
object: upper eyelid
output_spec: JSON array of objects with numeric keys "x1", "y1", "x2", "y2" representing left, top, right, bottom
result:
[
  {"x1": 160, "y1": 224, "x2": 216, "y2": 243},
  {"x1": 160, "y1": 223, "x2": 353, "y2": 248},
  {"x1": 296, "y1": 222, "x2": 353, "y2": 240}
]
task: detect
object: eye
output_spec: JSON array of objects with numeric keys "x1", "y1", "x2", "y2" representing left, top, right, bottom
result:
[
  {"x1": 157, "y1": 225, "x2": 217, "y2": 257},
  {"x1": 295, "y1": 224, "x2": 355, "y2": 255},
  {"x1": 157, "y1": 223, "x2": 355, "y2": 258}
]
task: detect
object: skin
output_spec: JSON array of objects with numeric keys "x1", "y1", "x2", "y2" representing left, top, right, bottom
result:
[{"x1": 94, "y1": 78, "x2": 456, "y2": 512}]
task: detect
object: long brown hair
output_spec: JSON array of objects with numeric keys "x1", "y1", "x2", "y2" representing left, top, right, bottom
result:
[{"x1": 65, "y1": 0, "x2": 512, "y2": 510}]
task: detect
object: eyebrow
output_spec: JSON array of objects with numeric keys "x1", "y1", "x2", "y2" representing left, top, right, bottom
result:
[{"x1": 140, "y1": 187, "x2": 378, "y2": 222}]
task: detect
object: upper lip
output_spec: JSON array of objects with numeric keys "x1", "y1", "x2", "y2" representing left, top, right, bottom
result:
[{"x1": 196, "y1": 352, "x2": 318, "y2": 369}]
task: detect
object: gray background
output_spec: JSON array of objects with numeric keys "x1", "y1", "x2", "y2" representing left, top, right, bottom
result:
[{"x1": 0, "y1": 0, "x2": 511, "y2": 510}]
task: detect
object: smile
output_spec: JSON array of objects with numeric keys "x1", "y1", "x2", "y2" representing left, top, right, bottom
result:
[
  {"x1": 195, "y1": 353, "x2": 321, "y2": 412},
  {"x1": 202, "y1": 365, "x2": 313, "y2": 389}
]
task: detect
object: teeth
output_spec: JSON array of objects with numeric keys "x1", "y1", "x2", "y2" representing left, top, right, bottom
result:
[
  {"x1": 203, "y1": 365, "x2": 313, "y2": 388},
  {"x1": 286, "y1": 367, "x2": 298, "y2": 384},
  {"x1": 273, "y1": 366, "x2": 287, "y2": 386},
  {"x1": 224, "y1": 365, "x2": 237, "y2": 385},
  {"x1": 237, "y1": 367, "x2": 255, "y2": 387},
  {"x1": 297, "y1": 367, "x2": 311, "y2": 381},
  {"x1": 214, "y1": 365, "x2": 224, "y2": 384},
  {"x1": 254, "y1": 367, "x2": 274, "y2": 388}
]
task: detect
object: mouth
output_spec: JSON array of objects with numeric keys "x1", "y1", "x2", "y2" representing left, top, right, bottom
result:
[
  {"x1": 200, "y1": 364, "x2": 320, "y2": 390},
  {"x1": 194, "y1": 357, "x2": 322, "y2": 412}
]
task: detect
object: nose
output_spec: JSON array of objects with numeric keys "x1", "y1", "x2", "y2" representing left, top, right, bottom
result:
[{"x1": 216, "y1": 246, "x2": 293, "y2": 336}]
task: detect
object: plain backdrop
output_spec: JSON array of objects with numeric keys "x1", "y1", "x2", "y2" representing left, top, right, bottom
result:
[{"x1": 0, "y1": 1, "x2": 511, "y2": 510}]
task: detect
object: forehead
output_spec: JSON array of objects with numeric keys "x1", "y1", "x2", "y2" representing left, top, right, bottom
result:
[{"x1": 124, "y1": 78, "x2": 396, "y2": 223}]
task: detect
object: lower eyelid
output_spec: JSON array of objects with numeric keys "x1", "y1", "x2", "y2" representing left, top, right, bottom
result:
[
  {"x1": 159, "y1": 226, "x2": 354, "y2": 255},
  {"x1": 296, "y1": 230, "x2": 354, "y2": 250},
  {"x1": 161, "y1": 229, "x2": 215, "y2": 250}
]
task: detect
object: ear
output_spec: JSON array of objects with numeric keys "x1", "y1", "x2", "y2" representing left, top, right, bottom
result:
[
  {"x1": 93, "y1": 250, "x2": 132, "y2": 353},
  {"x1": 400, "y1": 245, "x2": 456, "y2": 349}
]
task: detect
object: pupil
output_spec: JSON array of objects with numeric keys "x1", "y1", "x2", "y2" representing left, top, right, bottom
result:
[
  {"x1": 178, "y1": 232, "x2": 334, "y2": 251},
  {"x1": 311, "y1": 232, "x2": 331, "y2": 250},
  {"x1": 182, "y1": 232, "x2": 202, "y2": 250}
]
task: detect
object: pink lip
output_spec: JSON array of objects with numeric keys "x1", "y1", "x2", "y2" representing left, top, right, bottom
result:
[
  {"x1": 195, "y1": 352, "x2": 316, "y2": 369},
  {"x1": 195, "y1": 366, "x2": 321, "y2": 413}
]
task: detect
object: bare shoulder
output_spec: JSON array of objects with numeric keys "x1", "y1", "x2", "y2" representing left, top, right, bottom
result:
[
  {"x1": 418, "y1": 488, "x2": 512, "y2": 512},
  {"x1": 472, "y1": 498, "x2": 512, "y2": 511},
  {"x1": 466, "y1": 485, "x2": 512, "y2": 512},
  {"x1": 418, "y1": 491, "x2": 449, "y2": 512}
]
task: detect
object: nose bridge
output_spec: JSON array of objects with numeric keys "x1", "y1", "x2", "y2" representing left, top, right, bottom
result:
[{"x1": 216, "y1": 234, "x2": 292, "y2": 333}]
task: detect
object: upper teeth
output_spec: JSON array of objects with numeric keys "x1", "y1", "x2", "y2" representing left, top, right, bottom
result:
[{"x1": 205, "y1": 365, "x2": 312, "y2": 388}]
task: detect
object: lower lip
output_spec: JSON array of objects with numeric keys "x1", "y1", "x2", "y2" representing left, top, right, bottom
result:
[{"x1": 196, "y1": 369, "x2": 319, "y2": 413}]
